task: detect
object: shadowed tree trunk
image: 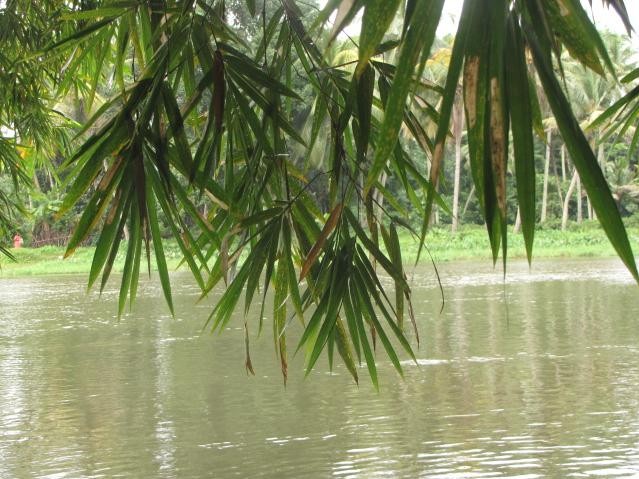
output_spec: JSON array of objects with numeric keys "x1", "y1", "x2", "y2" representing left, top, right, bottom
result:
[
  {"x1": 591, "y1": 142, "x2": 605, "y2": 221},
  {"x1": 461, "y1": 184, "x2": 475, "y2": 221},
  {"x1": 451, "y1": 93, "x2": 464, "y2": 232},
  {"x1": 541, "y1": 128, "x2": 552, "y2": 224},
  {"x1": 577, "y1": 176, "x2": 583, "y2": 223},
  {"x1": 552, "y1": 146, "x2": 564, "y2": 208},
  {"x1": 562, "y1": 169, "x2": 579, "y2": 230}
]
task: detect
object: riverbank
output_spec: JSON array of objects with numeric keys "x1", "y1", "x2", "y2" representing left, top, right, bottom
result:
[
  {"x1": 1, "y1": 222, "x2": 636, "y2": 277},
  {"x1": 398, "y1": 222, "x2": 631, "y2": 263},
  {"x1": 0, "y1": 243, "x2": 184, "y2": 278}
]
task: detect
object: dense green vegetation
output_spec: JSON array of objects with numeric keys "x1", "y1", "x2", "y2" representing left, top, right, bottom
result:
[{"x1": 2, "y1": 0, "x2": 639, "y2": 383}]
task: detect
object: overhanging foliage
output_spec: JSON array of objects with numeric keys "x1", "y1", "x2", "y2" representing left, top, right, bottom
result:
[{"x1": 1, "y1": 0, "x2": 637, "y2": 384}]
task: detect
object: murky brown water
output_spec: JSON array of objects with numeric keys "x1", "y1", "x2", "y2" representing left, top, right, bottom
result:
[{"x1": 1, "y1": 258, "x2": 639, "y2": 478}]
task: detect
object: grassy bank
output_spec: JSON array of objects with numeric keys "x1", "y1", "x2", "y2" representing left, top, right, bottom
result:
[
  {"x1": 0, "y1": 243, "x2": 185, "y2": 278},
  {"x1": 398, "y1": 222, "x2": 636, "y2": 263},
  {"x1": 1, "y1": 222, "x2": 637, "y2": 278}
]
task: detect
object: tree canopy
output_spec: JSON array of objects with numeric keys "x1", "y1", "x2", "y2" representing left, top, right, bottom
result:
[{"x1": 1, "y1": 0, "x2": 638, "y2": 384}]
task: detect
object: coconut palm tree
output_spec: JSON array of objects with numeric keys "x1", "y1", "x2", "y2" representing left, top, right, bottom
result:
[{"x1": 560, "y1": 31, "x2": 636, "y2": 226}]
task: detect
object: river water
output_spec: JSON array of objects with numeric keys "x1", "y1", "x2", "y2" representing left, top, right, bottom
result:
[{"x1": 1, "y1": 258, "x2": 639, "y2": 478}]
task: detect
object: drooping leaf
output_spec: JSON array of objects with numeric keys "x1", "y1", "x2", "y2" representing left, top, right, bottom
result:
[
  {"x1": 526, "y1": 22, "x2": 639, "y2": 282},
  {"x1": 505, "y1": 17, "x2": 535, "y2": 264},
  {"x1": 356, "y1": 0, "x2": 402, "y2": 77},
  {"x1": 365, "y1": 0, "x2": 445, "y2": 194},
  {"x1": 300, "y1": 203, "x2": 343, "y2": 281}
]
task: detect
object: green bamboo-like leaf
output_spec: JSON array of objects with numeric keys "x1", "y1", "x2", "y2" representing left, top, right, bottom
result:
[
  {"x1": 374, "y1": 181, "x2": 408, "y2": 218},
  {"x1": 114, "y1": 13, "x2": 130, "y2": 93},
  {"x1": 225, "y1": 52, "x2": 301, "y2": 100},
  {"x1": 365, "y1": 0, "x2": 444, "y2": 194},
  {"x1": 129, "y1": 220, "x2": 143, "y2": 310},
  {"x1": 254, "y1": 9, "x2": 284, "y2": 64},
  {"x1": 162, "y1": 83, "x2": 193, "y2": 170},
  {"x1": 146, "y1": 179, "x2": 174, "y2": 316},
  {"x1": 300, "y1": 203, "x2": 342, "y2": 281},
  {"x1": 255, "y1": 221, "x2": 281, "y2": 333},
  {"x1": 590, "y1": 85, "x2": 639, "y2": 132},
  {"x1": 62, "y1": 8, "x2": 132, "y2": 21},
  {"x1": 342, "y1": 282, "x2": 361, "y2": 364},
  {"x1": 351, "y1": 268, "x2": 403, "y2": 376},
  {"x1": 381, "y1": 223, "x2": 405, "y2": 329},
  {"x1": 462, "y1": 1, "x2": 490, "y2": 219},
  {"x1": 344, "y1": 209, "x2": 406, "y2": 288},
  {"x1": 227, "y1": 69, "x2": 306, "y2": 146},
  {"x1": 355, "y1": 247, "x2": 416, "y2": 361},
  {"x1": 99, "y1": 200, "x2": 130, "y2": 294},
  {"x1": 246, "y1": 0, "x2": 256, "y2": 16},
  {"x1": 43, "y1": 16, "x2": 119, "y2": 52},
  {"x1": 622, "y1": 68, "x2": 639, "y2": 84},
  {"x1": 528, "y1": 71, "x2": 545, "y2": 139},
  {"x1": 274, "y1": 243, "x2": 289, "y2": 382},
  {"x1": 282, "y1": 219, "x2": 304, "y2": 322},
  {"x1": 304, "y1": 260, "x2": 347, "y2": 376},
  {"x1": 0, "y1": 245, "x2": 16, "y2": 262},
  {"x1": 544, "y1": 0, "x2": 613, "y2": 76},
  {"x1": 72, "y1": 92, "x2": 124, "y2": 140},
  {"x1": 240, "y1": 207, "x2": 283, "y2": 228},
  {"x1": 505, "y1": 17, "x2": 535, "y2": 264},
  {"x1": 303, "y1": 241, "x2": 353, "y2": 371},
  {"x1": 354, "y1": 64, "x2": 375, "y2": 163},
  {"x1": 207, "y1": 257, "x2": 253, "y2": 332},
  {"x1": 118, "y1": 205, "x2": 140, "y2": 318},
  {"x1": 334, "y1": 317, "x2": 358, "y2": 383},
  {"x1": 308, "y1": 79, "x2": 329, "y2": 154},
  {"x1": 65, "y1": 157, "x2": 127, "y2": 257},
  {"x1": 146, "y1": 165, "x2": 207, "y2": 290},
  {"x1": 348, "y1": 281, "x2": 378, "y2": 388},
  {"x1": 356, "y1": 0, "x2": 402, "y2": 77},
  {"x1": 244, "y1": 224, "x2": 276, "y2": 316},
  {"x1": 86, "y1": 37, "x2": 112, "y2": 112},
  {"x1": 58, "y1": 120, "x2": 129, "y2": 217},
  {"x1": 296, "y1": 284, "x2": 330, "y2": 354},
  {"x1": 88, "y1": 185, "x2": 129, "y2": 289},
  {"x1": 526, "y1": 23, "x2": 639, "y2": 283},
  {"x1": 487, "y1": 0, "x2": 508, "y2": 268}
]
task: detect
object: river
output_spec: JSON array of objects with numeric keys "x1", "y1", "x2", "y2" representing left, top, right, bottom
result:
[{"x1": 1, "y1": 258, "x2": 638, "y2": 478}]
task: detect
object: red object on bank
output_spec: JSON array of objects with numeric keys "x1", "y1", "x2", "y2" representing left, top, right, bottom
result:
[{"x1": 13, "y1": 234, "x2": 23, "y2": 249}]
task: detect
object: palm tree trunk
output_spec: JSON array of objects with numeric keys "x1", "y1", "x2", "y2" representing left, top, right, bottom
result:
[
  {"x1": 590, "y1": 142, "x2": 605, "y2": 221},
  {"x1": 552, "y1": 148, "x2": 564, "y2": 207},
  {"x1": 576, "y1": 175, "x2": 582, "y2": 223},
  {"x1": 461, "y1": 184, "x2": 475, "y2": 220},
  {"x1": 513, "y1": 207, "x2": 521, "y2": 233},
  {"x1": 451, "y1": 98, "x2": 464, "y2": 232},
  {"x1": 541, "y1": 128, "x2": 552, "y2": 224},
  {"x1": 562, "y1": 169, "x2": 579, "y2": 231},
  {"x1": 561, "y1": 145, "x2": 566, "y2": 182}
]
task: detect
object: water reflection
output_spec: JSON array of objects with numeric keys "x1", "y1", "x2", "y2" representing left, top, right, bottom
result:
[{"x1": 0, "y1": 259, "x2": 638, "y2": 477}]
